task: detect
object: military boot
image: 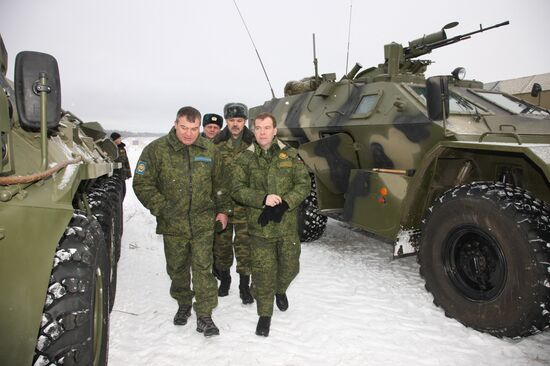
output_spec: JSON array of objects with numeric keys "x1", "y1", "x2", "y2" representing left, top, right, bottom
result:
[
  {"x1": 255, "y1": 316, "x2": 271, "y2": 337},
  {"x1": 239, "y1": 274, "x2": 254, "y2": 304},
  {"x1": 196, "y1": 315, "x2": 220, "y2": 337},
  {"x1": 173, "y1": 304, "x2": 192, "y2": 325},
  {"x1": 218, "y1": 270, "x2": 231, "y2": 297},
  {"x1": 275, "y1": 293, "x2": 288, "y2": 311}
]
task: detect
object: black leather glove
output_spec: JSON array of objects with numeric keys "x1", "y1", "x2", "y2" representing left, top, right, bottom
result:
[
  {"x1": 257, "y1": 206, "x2": 275, "y2": 227},
  {"x1": 270, "y1": 201, "x2": 289, "y2": 223}
]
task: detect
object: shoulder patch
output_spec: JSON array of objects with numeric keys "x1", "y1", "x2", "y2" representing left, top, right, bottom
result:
[
  {"x1": 135, "y1": 161, "x2": 147, "y2": 175},
  {"x1": 194, "y1": 156, "x2": 212, "y2": 163}
]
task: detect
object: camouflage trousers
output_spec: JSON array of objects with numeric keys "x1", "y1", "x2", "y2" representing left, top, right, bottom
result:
[
  {"x1": 163, "y1": 232, "x2": 218, "y2": 316},
  {"x1": 213, "y1": 222, "x2": 251, "y2": 275},
  {"x1": 250, "y1": 235, "x2": 301, "y2": 316}
]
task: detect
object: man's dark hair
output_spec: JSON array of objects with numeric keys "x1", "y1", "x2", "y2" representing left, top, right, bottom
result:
[
  {"x1": 254, "y1": 112, "x2": 277, "y2": 127},
  {"x1": 176, "y1": 106, "x2": 201, "y2": 123}
]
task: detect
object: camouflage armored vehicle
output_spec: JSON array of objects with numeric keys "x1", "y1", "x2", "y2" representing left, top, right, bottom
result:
[
  {"x1": 250, "y1": 21, "x2": 550, "y2": 338},
  {"x1": 0, "y1": 34, "x2": 124, "y2": 365}
]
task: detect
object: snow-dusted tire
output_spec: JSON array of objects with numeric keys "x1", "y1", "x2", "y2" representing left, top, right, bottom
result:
[
  {"x1": 93, "y1": 176, "x2": 124, "y2": 261},
  {"x1": 104, "y1": 175, "x2": 125, "y2": 242},
  {"x1": 298, "y1": 174, "x2": 327, "y2": 242},
  {"x1": 88, "y1": 184, "x2": 121, "y2": 311},
  {"x1": 419, "y1": 182, "x2": 550, "y2": 338},
  {"x1": 33, "y1": 211, "x2": 110, "y2": 366}
]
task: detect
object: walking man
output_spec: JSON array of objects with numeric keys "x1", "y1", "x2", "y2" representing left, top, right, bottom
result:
[
  {"x1": 133, "y1": 106, "x2": 229, "y2": 337},
  {"x1": 211, "y1": 102, "x2": 255, "y2": 304},
  {"x1": 231, "y1": 112, "x2": 309, "y2": 336}
]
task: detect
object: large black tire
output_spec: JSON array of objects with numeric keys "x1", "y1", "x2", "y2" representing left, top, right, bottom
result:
[
  {"x1": 103, "y1": 175, "x2": 125, "y2": 242},
  {"x1": 89, "y1": 184, "x2": 120, "y2": 312},
  {"x1": 419, "y1": 182, "x2": 550, "y2": 338},
  {"x1": 92, "y1": 176, "x2": 124, "y2": 261},
  {"x1": 33, "y1": 211, "x2": 110, "y2": 366},
  {"x1": 298, "y1": 174, "x2": 328, "y2": 242}
]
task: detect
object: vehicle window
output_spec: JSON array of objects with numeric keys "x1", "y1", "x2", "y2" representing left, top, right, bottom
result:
[
  {"x1": 473, "y1": 91, "x2": 549, "y2": 116},
  {"x1": 411, "y1": 86, "x2": 483, "y2": 115},
  {"x1": 354, "y1": 94, "x2": 379, "y2": 115}
]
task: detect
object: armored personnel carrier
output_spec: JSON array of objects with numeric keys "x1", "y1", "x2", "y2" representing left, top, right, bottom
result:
[
  {"x1": 251, "y1": 21, "x2": 550, "y2": 338},
  {"x1": 0, "y1": 35, "x2": 124, "y2": 365}
]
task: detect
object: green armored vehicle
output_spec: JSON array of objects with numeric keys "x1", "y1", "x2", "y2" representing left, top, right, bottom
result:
[
  {"x1": 251, "y1": 21, "x2": 550, "y2": 338},
  {"x1": 0, "y1": 35, "x2": 124, "y2": 365}
]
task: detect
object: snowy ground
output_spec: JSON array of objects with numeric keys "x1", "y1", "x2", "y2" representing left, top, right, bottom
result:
[{"x1": 109, "y1": 137, "x2": 550, "y2": 366}]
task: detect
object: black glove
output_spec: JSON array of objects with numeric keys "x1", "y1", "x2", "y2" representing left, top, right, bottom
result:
[
  {"x1": 257, "y1": 206, "x2": 275, "y2": 227},
  {"x1": 270, "y1": 201, "x2": 289, "y2": 223}
]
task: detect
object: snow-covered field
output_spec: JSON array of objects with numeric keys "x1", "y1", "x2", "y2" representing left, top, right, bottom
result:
[{"x1": 109, "y1": 137, "x2": 550, "y2": 366}]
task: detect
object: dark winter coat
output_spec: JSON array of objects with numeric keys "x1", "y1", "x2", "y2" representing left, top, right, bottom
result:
[{"x1": 116, "y1": 142, "x2": 132, "y2": 179}]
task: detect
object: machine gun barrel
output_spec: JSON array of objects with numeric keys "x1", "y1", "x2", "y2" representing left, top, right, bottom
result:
[
  {"x1": 404, "y1": 20, "x2": 509, "y2": 59},
  {"x1": 429, "y1": 21, "x2": 509, "y2": 51}
]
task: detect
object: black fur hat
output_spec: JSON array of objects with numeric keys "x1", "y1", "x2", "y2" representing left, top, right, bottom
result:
[
  {"x1": 110, "y1": 132, "x2": 121, "y2": 140},
  {"x1": 203, "y1": 113, "x2": 223, "y2": 128}
]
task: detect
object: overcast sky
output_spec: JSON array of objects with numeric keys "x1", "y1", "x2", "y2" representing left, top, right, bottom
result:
[{"x1": 2, "y1": 0, "x2": 549, "y2": 133}]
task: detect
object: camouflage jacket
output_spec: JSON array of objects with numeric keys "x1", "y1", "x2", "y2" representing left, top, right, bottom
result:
[
  {"x1": 231, "y1": 138, "x2": 310, "y2": 238},
  {"x1": 116, "y1": 142, "x2": 132, "y2": 179},
  {"x1": 132, "y1": 128, "x2": 230, "y2": 237},
  {"x1": 213, "y1": 126, "x2": 255, "y2": 223}
]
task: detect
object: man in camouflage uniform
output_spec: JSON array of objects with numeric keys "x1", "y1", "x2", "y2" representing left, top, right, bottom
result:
[
  {"x1": 211, "y1": 102, "x2": 255, "y2": 304},
  {"x1": 232, "y1": 112, "x2": 309, "y2": 337},
  {"x1": 133, "y1": 106, "x2": 229, "y2": 337},
  {"x1": 110, "y1": 132, "x2": 132, "y2": 197}
]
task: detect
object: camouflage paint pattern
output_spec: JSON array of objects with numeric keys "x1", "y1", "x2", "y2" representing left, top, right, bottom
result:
[
  {"x1": 249, "y1": 27, "x2": 550, "y2": 250},
  {"x1": 133, "y1": 128, "x2": 230, "y2": 315}
]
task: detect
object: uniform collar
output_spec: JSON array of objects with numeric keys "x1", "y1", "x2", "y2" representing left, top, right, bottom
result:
[{"x1": 249, "y1": 137, "x2": 287, "y2": 156}]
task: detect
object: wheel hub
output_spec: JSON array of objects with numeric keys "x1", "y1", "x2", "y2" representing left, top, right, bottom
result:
[{"x1": 444, "y1": 226, "x2": 507, "y2": 301}]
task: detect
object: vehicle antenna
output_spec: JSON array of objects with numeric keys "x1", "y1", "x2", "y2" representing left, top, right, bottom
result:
[
  {"x1": 345, "y1": 0, "x2": 353, "y2": 75},
  {"x1": 313, "y1": 33, "x2": 319, "y2": 84},
  {"x1": 232, "y1": 0, "x2": 276, "y2": 99}
]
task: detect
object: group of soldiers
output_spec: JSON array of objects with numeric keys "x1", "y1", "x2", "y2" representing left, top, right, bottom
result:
[{"x1": 132, "y1": 103, "x2": 310, "y2": 337}]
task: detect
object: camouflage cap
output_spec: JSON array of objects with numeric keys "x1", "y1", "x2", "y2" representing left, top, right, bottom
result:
[
  {"x1": 224, "y1": 102, "x2": 248, "y2": 120},
  {"x1": 203, "y1": 113, "x2": 223, "y2": 128}
]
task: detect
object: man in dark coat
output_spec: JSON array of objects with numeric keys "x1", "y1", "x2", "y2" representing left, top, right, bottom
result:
[{"x1": 111, "y1": 132, "x2": 132, "y2": 197}]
